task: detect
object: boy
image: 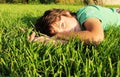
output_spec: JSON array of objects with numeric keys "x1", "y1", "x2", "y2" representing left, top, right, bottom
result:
[{"x1": 28, "y1": 5, "x2": 120, "y2": 44}]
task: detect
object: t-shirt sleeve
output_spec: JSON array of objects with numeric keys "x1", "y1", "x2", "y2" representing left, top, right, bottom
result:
[
  {"x1": 77, "y1": 6, "x2": 102, "y2": 29},
  {"x1": 77, "y1": 5, "x2": 120, "y2": 30}
]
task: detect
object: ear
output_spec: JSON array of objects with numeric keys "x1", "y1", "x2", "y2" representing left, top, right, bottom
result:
[{"x1": 49, "y1": 26, "x2": 57, "y2": 36}]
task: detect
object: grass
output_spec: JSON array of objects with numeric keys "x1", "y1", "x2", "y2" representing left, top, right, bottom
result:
[{"x1": 0, "y1": 4, "x2": 120, "y2": 77}]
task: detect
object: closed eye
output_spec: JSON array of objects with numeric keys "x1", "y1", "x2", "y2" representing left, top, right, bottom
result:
[{"x1": 60, "y1": 22, "x2": 65, "y2": 28}]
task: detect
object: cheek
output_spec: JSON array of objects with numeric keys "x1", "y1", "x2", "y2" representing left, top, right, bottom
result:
[
  {"x1": 65, "y1": 24, "x2": 81, "y2": 32},
  {"x1": 65, "y1": 24, "x2": 76, "y2": 31},
  {"x1": 65, "y1": 19, "x2": 81, "y2": 31},
  {"x1": 65, "y1": 20, "x2": 76, "y2": 29}
]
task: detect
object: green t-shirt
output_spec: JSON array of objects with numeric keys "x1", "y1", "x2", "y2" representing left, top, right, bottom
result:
[{"x1": 77, "y1": 5, "x2": 120, "y2": 30}]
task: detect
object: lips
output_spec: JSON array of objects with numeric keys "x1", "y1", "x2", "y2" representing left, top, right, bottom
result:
[{"x1": 72, "y1": 25, "x2": 81, "y2": 32}]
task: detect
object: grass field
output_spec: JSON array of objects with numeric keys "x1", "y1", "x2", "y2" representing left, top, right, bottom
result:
[{"x1": 0, "y1": 4, "x2": 120, "y2": 77}]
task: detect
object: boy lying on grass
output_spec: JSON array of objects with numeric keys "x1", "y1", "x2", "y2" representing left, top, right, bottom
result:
[{"x1": 28, "y1": 5, "x2": 120, "y2": 44}]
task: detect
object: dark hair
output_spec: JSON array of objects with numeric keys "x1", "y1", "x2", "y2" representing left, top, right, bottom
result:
[{"x1": 35, "y1": 9, "x2": 76, "y2": 36}]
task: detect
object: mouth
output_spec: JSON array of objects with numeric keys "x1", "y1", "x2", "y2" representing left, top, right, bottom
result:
[{"x1": 72, "y1": 26, "x2": 80, "y2": 32}]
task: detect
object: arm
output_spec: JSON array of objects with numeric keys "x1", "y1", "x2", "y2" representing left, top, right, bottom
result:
[
  {"x1": 27, "y1": 32, "x2": 67, "y2": 44},
  {"x1": 53, "y1": 18, "x2": 104, "y2": 44}
]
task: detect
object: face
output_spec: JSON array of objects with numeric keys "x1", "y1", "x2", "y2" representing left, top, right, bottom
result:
[{"x1": 51, "y1": 16, "x2": 81, "y2": 34}]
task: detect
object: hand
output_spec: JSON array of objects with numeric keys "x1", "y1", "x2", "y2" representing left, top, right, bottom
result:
[
  {"x1": 28, "y1": 31, "x2": 67, "y2": 44},
  {"x1": 27, "y1": 31, "x2": 56, "y2": 43}
]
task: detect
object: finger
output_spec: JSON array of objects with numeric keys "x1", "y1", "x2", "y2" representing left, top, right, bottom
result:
[
  {"x1": 29, "y1": 32, "x2": 36, "y2": 42},
  {"x1": 34, "y1": 36, "x2": 45, "y2": 42}
]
